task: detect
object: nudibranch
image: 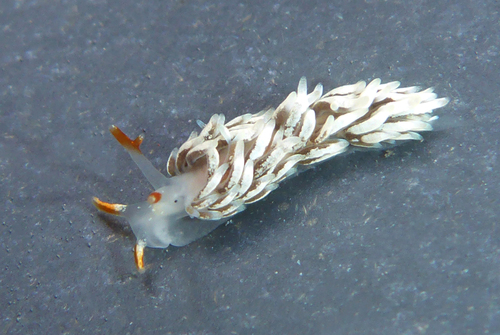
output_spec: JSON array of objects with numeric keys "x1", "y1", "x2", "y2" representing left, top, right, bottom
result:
[{"x1": 93, "y1": 77, "x2": 448, "y2": 271}]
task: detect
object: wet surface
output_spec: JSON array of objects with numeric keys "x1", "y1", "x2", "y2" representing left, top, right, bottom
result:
[{"x1": 1, "y1": 0, "x2": 499, "y2": 333}]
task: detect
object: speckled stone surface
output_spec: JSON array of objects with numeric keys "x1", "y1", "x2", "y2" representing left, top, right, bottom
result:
[{"x1": 1, "y1": 0, "x2": 498, "y2": 334}]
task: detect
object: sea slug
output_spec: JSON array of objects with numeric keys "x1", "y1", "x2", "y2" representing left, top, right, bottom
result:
[{"x1": 93, "y1": 77, "x2": 448, "y2": 271}]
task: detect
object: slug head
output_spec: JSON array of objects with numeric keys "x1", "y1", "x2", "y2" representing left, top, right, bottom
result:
[
  {"x1": 93, "y1": 126, "x2": 227, "y2": 272},
  {"x1": 122, "y1": 185, "x2": 228, "y2": 249},
  {"x1": 93, "y1": 190, "x2": 227, "y2": 272}
]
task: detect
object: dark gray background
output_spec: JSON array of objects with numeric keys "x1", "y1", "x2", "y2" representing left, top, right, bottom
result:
[{"x1": 1, "y1": 0, "x2": 498, "y2": 334}]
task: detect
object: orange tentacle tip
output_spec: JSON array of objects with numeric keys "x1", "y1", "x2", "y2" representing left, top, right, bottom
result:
[
  {"x1": 109, "y1": 125, "x2": 144, "y2": 153},
  {"x1": 134, "y1": 243, "x2": 146, "y2": 273},
  {"x1": 147, "y1": 191, "x2": 162, "y2": 204},
  {"x1": 92, "y1": 197, "x2": 127, "y2": 216}
]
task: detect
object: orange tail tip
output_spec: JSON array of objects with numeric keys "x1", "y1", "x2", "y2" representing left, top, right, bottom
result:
[
  {"x1": 92, "y1": 197, "x2": 127, "y2": 215},
  {"x1": 109, "y1": 125, "x2": 144, "y2": 153},
  {"x1": 134, "y1": 242, "x2": 146, "y2": 273}
]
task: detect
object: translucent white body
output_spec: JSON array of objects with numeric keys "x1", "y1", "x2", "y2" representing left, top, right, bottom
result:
[
  {"x1": 106, "y1": 138, "x2": 232, "y2": 248},
  {"x1": 123, "y1": 173, "x2": 229, "y2": 248}
]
